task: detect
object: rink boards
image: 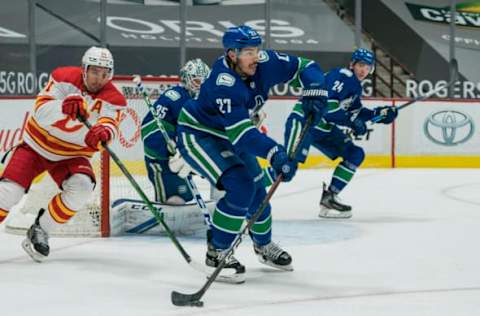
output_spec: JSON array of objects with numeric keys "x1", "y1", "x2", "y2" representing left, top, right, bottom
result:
[{"x1": 0, "y1": 97, "x2": 479, "y2": 170}]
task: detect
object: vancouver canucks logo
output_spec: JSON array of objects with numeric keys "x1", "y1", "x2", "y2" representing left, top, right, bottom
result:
[
  {"x1": 258, "y1": 50, "x2": 269, "y2": 63},
  {"x1": 216, "y1": 73, "x2": 235, "y2": 87},
  {"x1": 165, "y1": 90, "x2": 181, "y2": 101}
]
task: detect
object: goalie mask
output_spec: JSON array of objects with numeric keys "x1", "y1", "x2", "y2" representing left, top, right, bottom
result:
[
  {"x1": 180, "y1": 58, "x2": 210, "y2": 98},
  {"x1": 82, "y1": 46, "x2": 114, "y2": 85}
]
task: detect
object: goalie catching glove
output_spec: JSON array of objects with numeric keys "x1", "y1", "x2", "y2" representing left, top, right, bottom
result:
[
  {"x1": 84, "y1": 123, "x2": 113, "y2": 150},
  {"x1": 62, "y1": 94, "x2": 89, "y2": 121},
  {"x1": 169, "y1": 150, "x2": 193, "y2": 178}
]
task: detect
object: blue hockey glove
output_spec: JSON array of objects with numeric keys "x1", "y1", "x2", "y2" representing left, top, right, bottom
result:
[
  {"x1": 349, "y1": 116, "x2": 367, "y2": 136},
  {"x1": 372, "y1": 106, "x2": 398, "y2": 124},
  {"x1": 301, "y1": 87, "x2": 328, "y2": 125},
  {"x1": 268, "y1": 145, "x2": 298, "y2": 182}
]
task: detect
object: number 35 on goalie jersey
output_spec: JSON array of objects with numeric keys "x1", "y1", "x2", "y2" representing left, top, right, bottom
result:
[{"x1": 141, "y1": 85, "x2": 192, "y2": 160}]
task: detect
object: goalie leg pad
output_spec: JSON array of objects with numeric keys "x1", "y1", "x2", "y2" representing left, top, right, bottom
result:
[{"x1": 145, "y1": 159, "x2": 193, "y2": 204}]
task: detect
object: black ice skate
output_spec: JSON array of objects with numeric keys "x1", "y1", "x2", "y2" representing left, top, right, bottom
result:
[
  {"x1": 206, "y1": 241, "x2": 246, "y2": 284},
  {"x1": 22, "y1": 208, "x2": 50, "y2": 262},
  {"x1": 319, "y1": 183, "x2": 352, "y2": 219},
  {"x1": 254, "y1": 242, "x2": 293, "y2": 271}
]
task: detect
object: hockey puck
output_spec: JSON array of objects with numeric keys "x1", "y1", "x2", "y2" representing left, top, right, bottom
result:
[{"x1": 190, "y1": 301, "x2": 204, "y2": 307}]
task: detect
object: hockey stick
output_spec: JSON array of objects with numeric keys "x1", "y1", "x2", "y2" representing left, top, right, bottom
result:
[
  {"x1": 132, "y1": 76, "x2": 212, "y2": 227},
  {"x1": 78, "y1": 115, "x2": 206, "y2": 273},
  {"x1": 371, "y1": 58, "x2": 458, "y2": 123},
  {"x1": 171, "y1": 114, "x2": 315, "y2": 307}
]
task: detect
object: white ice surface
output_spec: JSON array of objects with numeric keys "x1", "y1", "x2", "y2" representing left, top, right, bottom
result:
[{"x1": 1, "y1": 169, "x2": 480, "y2": 316}]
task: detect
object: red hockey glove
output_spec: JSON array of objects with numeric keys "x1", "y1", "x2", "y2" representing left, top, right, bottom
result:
[
  {"x1": 85, "y1": 124, "x2": 113, "y2": 150},
  {"x1": 62, "y1": 94, "x2": 89, "y2": 121}
]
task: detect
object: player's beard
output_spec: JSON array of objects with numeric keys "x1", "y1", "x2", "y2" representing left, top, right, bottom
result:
[{"x1": 236, "y1": 61, "x2": 257, "y2": 78}]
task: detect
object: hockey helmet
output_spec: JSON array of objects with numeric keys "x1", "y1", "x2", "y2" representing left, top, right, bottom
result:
[
  {"x1": 82, "y1": 46, "x2": 114, "y2": 80},
  {"x1": 351, "y1": 48, "x2": 375, "y2": 74},
  {"x1": 222, "y1": 25, "x2": 262, "y2": 52},
  {"x1": 180, "y1": 58, "x2": 210, "y2": 97}
]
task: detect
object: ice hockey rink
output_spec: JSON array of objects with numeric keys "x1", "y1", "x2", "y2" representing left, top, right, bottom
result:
[{"x1": 1, "y1": 168, "x2": 480, "y2": 316}]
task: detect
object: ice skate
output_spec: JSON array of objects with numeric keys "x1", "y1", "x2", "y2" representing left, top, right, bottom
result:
[
  {"x1": 319, "y1": 183, "x2": 352, "y2": 219},
  {"x1": 254, "y1": 241, "x2": 293, "y2": 271},
  {"x1": 206, "y1": 241, "x2": 246, "y2": 284},
  {"x1": 22, "y1": 209, "x2": 50, "y2": 262}
]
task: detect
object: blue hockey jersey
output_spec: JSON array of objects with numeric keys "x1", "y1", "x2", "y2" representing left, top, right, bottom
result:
[
  {"x1": 178, "y1": 49, "x2": 325, "y2": 159},
  {"x1": 322, "y1": 67, "x2": 374, "y2": 126},
  {"x1": 141, "y1": 85, "x2": 192, "y2": 160}
]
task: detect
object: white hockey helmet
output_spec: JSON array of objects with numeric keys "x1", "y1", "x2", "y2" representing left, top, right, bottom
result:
[
  {"x1": 180, "y1": 58, "x2": 210, "y2": 97},
  {"x1": 82, "y1": 46, "x2": 114, "y2": 80}
]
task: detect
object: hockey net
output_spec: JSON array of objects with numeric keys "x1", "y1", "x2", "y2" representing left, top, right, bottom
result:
[{"x1": 4, "y1": 76, "x2": 180, "y2": 237}]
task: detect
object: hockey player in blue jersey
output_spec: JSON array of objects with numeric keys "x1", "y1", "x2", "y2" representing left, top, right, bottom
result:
[
  {"x1": 141, "y1": 59, "x2": 210, "y2": 205},
  {"x1": 283, "y1": 48, "x2": 397, "y2": 219},
  {"x1": 175, "y1": 25, "x2": 327, "y2": 283}
]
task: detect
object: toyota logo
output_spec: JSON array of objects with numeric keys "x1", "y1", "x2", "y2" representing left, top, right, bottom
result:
[{"x1": 423, "y1": 110, "x2": 475, "y2": 146}]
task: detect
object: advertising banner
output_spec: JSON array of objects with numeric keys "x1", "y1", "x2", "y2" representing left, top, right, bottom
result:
[
  {"x1": 1, "y1": 96, "x2": 478, "y2": 168},
  {"x1": 403, "y1": 100, "x2": 479, "y2": 155}
]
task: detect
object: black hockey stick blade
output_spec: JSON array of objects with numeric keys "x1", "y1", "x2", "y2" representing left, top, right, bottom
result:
[{"x1": 171, "y1": 290, "x2": 204, "y2": 307}]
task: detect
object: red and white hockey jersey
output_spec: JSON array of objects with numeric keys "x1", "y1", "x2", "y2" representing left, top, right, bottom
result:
[{"x1": 23, "y1": 66, "x2": 126, "y2": 161}]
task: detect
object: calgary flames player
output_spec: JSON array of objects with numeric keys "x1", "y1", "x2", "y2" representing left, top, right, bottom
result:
[{"x1": 0, "y1": 46, "x2": 126, "y2": 261}]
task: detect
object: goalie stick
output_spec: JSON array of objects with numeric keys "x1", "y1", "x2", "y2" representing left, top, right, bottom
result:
[
  {"x1": 78, "y1": 115, "x2": 206, "y2": 274},
  {"x1": 171, "y1": 114, "x2": 315, "y2": 308},
  {"x1": 133, "y1": 76, "x2": 212, "y2": 227},
  {"x1": 371, "y1": 58, "x2": 458, "y2": 123}
]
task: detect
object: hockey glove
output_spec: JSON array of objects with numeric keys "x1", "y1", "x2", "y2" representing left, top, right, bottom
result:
[
  {"x1": 168, "y1": 150, "x2": 192, "y2": 178},
  {"x1": 268, "y1": 145, "x2": 298, "y2": 182},
  {"x1": 349, "y1": 116, "x2": 367, "y2": 137},
  {"x1": 62, "y1": 94, "x2": 89, "y2": 121},
  {"x1": 301, "y1": 84, "x2": 328, "y2": 124},
  {"x1": 85, "y1": 124, "x2": 113, "y2": 150},
  {"x1": 372, "y1": 106, "x2": 398, "y2": 124}
]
